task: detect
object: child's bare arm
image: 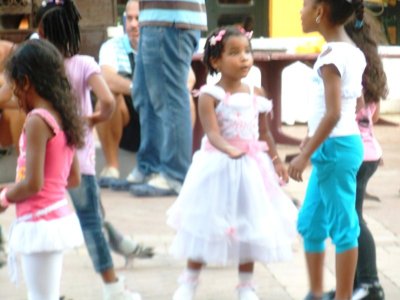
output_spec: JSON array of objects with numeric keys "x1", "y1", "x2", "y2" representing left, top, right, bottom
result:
[
  {"x1": 5, "y1": 116, "x2": 51, "y2": 203},
  {"x1": 67, "y1": 153, "x2": 81, "y2": 189},
  {"x1": 86, "y1": 73, "x2": 115, "y2": 127},
  {"x1": 255, "y1": 87, "x2": 288, "y2": 182},
  {"x1": 288, "y1": 64, "x2": 341, "y2": 182}
]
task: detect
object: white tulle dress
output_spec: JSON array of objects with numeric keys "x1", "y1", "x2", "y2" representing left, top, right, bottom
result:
[{"x1": 167, "y1": 85, "x2": 298, "y2": 265}]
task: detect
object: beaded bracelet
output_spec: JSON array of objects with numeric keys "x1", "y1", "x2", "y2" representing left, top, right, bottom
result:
[{"x1": 0, "y1": 188, "x2": 10, "y2": 209}]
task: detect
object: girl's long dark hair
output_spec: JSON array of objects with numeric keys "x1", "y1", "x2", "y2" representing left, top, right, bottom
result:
[
  {"x1": 317, "y1": 0, "x2": 387, "y2": 103},
  {"x1": 345, "y1": 11, "x2": 388, "y2": 103},
  {"x1": 5, "y1": 39, "x2": 85, "y2": 148}
]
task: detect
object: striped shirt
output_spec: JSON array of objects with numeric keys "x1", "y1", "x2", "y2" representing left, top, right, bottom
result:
[
  {"x1": 99, "y1": 35, "x2": 136, "y2": 77},
  {"x1": 139, "y1": 0, "x2": 207, "y2": 31}
]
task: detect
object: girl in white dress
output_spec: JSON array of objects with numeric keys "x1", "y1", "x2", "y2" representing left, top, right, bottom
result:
[{"x1": 167, "y1": 26, "x2": 298, "y2": 300}]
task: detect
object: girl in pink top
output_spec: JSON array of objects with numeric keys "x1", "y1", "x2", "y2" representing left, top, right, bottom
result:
[
  {"x1": 37, "y1": 1, "x2": 142, "y2": 299},
  {"x1": 0, "y1": 39, "x2": 85, "y2": 300},
  {"x1": 345, "y1": 13, "x2": 388, "y2": 298}
]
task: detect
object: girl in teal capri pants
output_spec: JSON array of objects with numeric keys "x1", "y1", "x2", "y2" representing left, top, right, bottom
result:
[{"x1": 288, "y1": 0, "x2": 370, "y2": 299}]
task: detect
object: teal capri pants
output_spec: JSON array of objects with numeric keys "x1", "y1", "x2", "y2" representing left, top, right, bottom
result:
[{"x1": 297, "y1": 135, "x2": 363, "y2": 253}]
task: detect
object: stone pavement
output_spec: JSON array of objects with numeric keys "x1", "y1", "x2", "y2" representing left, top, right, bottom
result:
[{"x1": 0, "y1": 117, "x2": 399, "y2": 300}]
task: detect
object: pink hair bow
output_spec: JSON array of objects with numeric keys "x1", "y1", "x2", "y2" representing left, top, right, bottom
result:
[
  {"x1": 210, "y1": 29, "x2": 226, "y2": 46},
  {"x1": 245, "y1": 31, "x2": 253, "y2": 39},
  {"x1": 239, "y1": 27, "x2": 253, "y2": 39}
]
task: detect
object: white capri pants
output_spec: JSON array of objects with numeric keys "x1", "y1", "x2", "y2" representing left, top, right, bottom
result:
[{"x1": 21, "y1": 251, "x2": 63, "y2": 300}]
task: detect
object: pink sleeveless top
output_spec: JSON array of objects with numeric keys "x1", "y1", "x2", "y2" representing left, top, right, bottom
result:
[{"x1": 15, "y1": 108, "x2": 75, "y2": 219}]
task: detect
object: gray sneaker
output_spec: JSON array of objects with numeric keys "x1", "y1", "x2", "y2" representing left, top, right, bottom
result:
[
  {"x1": 110, "y1": 169, "x2": 154, "y2": 191},
  {"x1": 98, "y1": 167, "x2": 120, "y2": 188},
  {"x1": 126, "y1": 167, "x2": 149, "y2": 184},
  {"x1": 304, "y1": 292, "x2": 332, "y2": 300},
  {"x1": 129, "y1": 174, "x2": 181, "y2": 197},
  {"x1": 0, "y1": 227, "x2": 6, "y2": 268}
]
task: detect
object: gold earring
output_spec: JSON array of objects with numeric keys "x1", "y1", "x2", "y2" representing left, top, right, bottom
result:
[{"x1": 316, "y1": 15, "x2": 321, "y2": 24}]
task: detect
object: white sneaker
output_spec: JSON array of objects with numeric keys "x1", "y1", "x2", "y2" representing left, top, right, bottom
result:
[
  {"x1": 352, "y1": 286, "x2": 369, "y2": 300},
  {"x1": 100, "y1": 167, "x2": 120, "y2": 179},
  {"x1": 172, "y1": 282, "x2": 197, "y2": 300},
  {"x1": 352, "y1": 282, "x2": 385, "y2": 300},
  {"x1": 126, "y1": 167, "x2": 150, "y2": 184},
  {"x1": 103, "y1": 277, "x2": 141, "y2": 300},
  {"x1": 148, "y1": 174, "x2": 182, "y2": 194},
  {"x1": 147, "y1": 174, "x2": 170, "y2": 189},
  {"x1": 238, "y1": 285, "x2": 259, "y2": 300}
]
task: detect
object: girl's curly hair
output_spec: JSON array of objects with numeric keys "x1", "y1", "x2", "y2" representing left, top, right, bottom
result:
[
  {"x1": 5, "y1": 39, "x2": 85, "y2": 148},
  {"x1": 345, "y1": 10, "x2": 388, "y2": 103}
]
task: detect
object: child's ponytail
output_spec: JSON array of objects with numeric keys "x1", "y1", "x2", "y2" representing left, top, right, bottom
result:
[
  {"x1": 345, "y1": 8, "x2": 388, "y2": 103},
  {"x1": 39, "y1": 0, "x2": 81, "y2": 57},
  {"x1": 62, "y1": 0, "x2": 81, "y2": 25}
]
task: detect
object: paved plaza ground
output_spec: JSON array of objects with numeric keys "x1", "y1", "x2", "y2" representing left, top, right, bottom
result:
[{"x1": 0, "y1": 117, "x2": 399, "y2": 300}]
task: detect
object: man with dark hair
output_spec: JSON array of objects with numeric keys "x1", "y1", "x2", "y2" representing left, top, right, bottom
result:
[{"x1": 96, "y1": 0, "x2": 141, "y2": 187}]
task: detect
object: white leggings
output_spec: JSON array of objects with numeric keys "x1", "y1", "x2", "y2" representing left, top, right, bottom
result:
[{"x1": 21, "y1": 251, "x2": 63, "y2": 300}]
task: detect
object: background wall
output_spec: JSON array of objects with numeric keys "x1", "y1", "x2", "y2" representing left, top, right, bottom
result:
[{"x1": 270, "y1": 0, "x2": 307, "y2": 38}]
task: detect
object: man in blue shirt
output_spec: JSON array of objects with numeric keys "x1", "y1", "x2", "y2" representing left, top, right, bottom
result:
[{"x1": 97, "y1": 0, "x2": 140, "y2": 186}]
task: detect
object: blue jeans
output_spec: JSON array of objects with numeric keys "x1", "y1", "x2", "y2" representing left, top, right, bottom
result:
[
  {"x1": 132, "y1": 26, "x2": 200, "y2": 183},
  {"x1": 68, "y1": 175, "x2": 113, "y2": 273}
]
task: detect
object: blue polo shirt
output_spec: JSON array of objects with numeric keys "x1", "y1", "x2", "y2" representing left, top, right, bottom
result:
[{"x1": 98, "y1": 35, "x2": 136, "y2": 77}]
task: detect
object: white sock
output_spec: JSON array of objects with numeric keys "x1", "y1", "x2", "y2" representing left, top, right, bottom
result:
[
  {"x1": 103, "y1": 277, "x2": 124, "y2": 295},
  {"x1": 180, "y1": 268, "x2": 200, "y2": 284},
  {"x1": 238, "y1": 271, "x2": 254, "y2": 286}
]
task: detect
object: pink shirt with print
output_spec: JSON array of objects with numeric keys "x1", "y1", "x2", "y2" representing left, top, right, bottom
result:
[
  {"x1": 357, "y1": 102, "x2": 382, "y2": 161},
  {"x1": 64, "y1": 55, "x2": 101, "y2": 175}
]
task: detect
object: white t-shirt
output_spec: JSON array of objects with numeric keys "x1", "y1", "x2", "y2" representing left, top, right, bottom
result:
[{"x1": 308, "y1": 42, "x2": 366, "y2": 137}]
